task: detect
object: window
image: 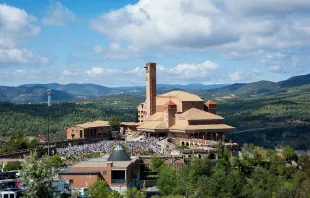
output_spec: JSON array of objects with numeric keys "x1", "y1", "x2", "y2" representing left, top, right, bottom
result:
[
  {"x1": 103, "y1": 171, "x2": 107, "y2": 175},
  {"x1": 69, "y1": 179, "x2": 73, "y2": 184},
  {"x1": 111, "y1": 170, "x2": 125, "y2": 184}
]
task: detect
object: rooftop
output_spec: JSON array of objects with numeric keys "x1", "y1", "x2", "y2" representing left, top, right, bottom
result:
[
  {"x1": 76, "y1": 120, "x2": 110, "y2": 128},
  {"x1": 158, "y1": 91, "x2": 203, "y2": 102},
  {"x1": 179, "y1": 108, "x2": 224, "y2": 120},
  {"x1": 170, "y1": 124, "x2": 235, "y2": 132},
  {"x1": 205, "y1": 100, "x2": 216, "y2": 105},
  {"x1": 120, "y1": 122, "x2": 140, "y2": 126},
  {"x1": 107, "y1": 144, "x2": 132, "y2": 161},
  {"x1": 71, "y1": 155, "x2": 137, "y2": 168},
  {"x1": 137, "y1": 121, "x2": 168, "y2": 130},
  {"x1": 145, "y1": 112, "x2": 164, "y2": 121}
]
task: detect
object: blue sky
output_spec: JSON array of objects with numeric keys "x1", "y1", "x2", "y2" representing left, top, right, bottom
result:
[{"x1": 0, "y1": 0, "x2": 309, "y2": 86}]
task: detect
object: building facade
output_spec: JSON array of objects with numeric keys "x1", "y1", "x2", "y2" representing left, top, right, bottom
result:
[
  {"x1": 66, "y1": 120, "x2": 110, "y2": 140},
  {"x1": 137, "y1": 63, "x2": 236, "y2": 142},
  {"x1": 58, "y1": 144, "x2": 140, "y2": 193}
]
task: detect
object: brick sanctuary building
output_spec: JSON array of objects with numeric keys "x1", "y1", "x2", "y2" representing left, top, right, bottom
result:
[
  {"x1": 58, "y1": 144, "x2": 140, "y2": 193},
  {"x1": 137, "y1": 63, "x2": 236, "y2": 142},
  {"x1": 66, "y1": 120, "x2": 110, "y2": 140}
]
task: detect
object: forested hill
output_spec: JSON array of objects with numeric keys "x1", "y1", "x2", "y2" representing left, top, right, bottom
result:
[
  {"x1": 0, "y1": 86, "x2": 74, "y2": 104},
  {"x1": 201, "y1": 73, "x2": 310, "y2": 99}
]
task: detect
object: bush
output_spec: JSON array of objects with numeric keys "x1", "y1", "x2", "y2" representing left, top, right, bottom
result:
[
  {"x1": 3, "y1": 161, "x2": 22, "y2": 171},
  {"x1": 282, "y1": 146, "x2": 297, "y2": 161}
]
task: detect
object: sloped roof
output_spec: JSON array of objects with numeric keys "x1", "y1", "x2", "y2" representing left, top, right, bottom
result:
[
  {"x1": 170, "y1": 124, "x2": 235, "y2": 132},
  {"x1": 179, "y1": 108, "x2": 224, "y2": 120},
  {"x1": 164, "y1": 100, "x2": 177, "y2": 107},
  {"x1": 159, "y1": 91, "x2": 203, "y2": 102},
  {"x1": 137, "y1": 121, "x2": 168, "y2": 130},
  {"x1": 205, "y1": 100, "x2": 216, "y2": 105},
  {"x1": 76, "y1": 120, "x2": 110, "y2": 128},
  {"x1": 120, "y1": 122, "x2": 140, "y2": 126},
  {"x1": 108, "y1": 144, "x2": 131, "y2": 161},
  {"x1": 146, "y1": 112, "x2": 164, "y2": 121}
]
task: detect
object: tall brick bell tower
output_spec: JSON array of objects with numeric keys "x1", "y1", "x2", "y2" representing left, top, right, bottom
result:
[{"x1": 144, "y1": 63, "x2": 157, "y2": 121}]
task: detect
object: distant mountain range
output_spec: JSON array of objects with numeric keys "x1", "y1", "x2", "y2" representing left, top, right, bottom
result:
[
  {"x1": 1, "y1": 73, "x2": 310, "y2": 103},
  {"x1": 203, "y1": 73, "x2": 310, "y2": 98}
]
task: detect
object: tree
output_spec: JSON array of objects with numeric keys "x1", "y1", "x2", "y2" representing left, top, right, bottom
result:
[
  {"x1": 282, "y1": 146, "x2": 297, "y2": 161},
  {"x1": 21, "y1": 152, "x2": 53, "y2": 198},
  {"x1": 3, "y1": 161, "x2": 22, "y2": 171},
  {"x1": 123, "y1": 187, "x2": 146, "y2": 198},
  {"x1": 45, "y1": 155, "x2": 66, "y2": 170},
  {"x1": 109, "y1": 116, "x2": 121, "y2": 132},
  {"x1": 216, "y1": 141, "x2": 229, "y2": 169},
  {"x1": 157, "y1": 166, "x2": 182, "y2": 196},
  {"x1": 149, "y1": 156, "x2": 164, "y2": 172},
  {"x1": 109, "y1": 190, "x2": 122, "y2": 198},
  {"x1": 89, "y1": 179, "x2": 111, "y2": 198}
]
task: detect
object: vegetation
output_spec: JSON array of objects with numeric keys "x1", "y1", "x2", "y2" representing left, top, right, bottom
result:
[
  {"x1": 3, "y1": 161, "x2": 22, "y2": 171},
  {"x1": 89, "y1": 179, "x2": 144, "y2": 198},
  {"x1": 155, "y1": 144, "x2": 310, "y2": 198},
  {"x1": 89, "y1": 179, "x2": 112, "y2": 198},
  {"x1": 123, "y1": 187, "x2": 146, "y2": 198},
  {"x1": 1, "y1": 77, "x2": 310, "y2": 150},
  {"x1": 109, "y1": 116, "x2": 121, "y2": 131},
  {"x1": 0, "y1": 131, "x2": 40, "y2": 153},
  {"x1": 0, "y1": 102, "x2": 136, "y2": 140},
  {"x1": 149, "y1": 156, "x2": 164, "y2": 172},
  {"x1": 21, "y1": 152, "x2": 54, "y2": 198}
]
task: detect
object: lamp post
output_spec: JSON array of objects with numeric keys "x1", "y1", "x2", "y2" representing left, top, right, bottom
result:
[{"x1": 47, "y1": 89, "x2": 52, "y2": 155}]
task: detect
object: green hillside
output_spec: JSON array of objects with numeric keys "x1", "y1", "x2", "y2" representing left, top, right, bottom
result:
[
  {"x1": 233, "y1": 80, "x2": 280, "y2": 96},
  {"x1": 278, "y1": 73, "x2": 310, "y2": 88},
  {"x1": 218, "y1": 85, "x2": 310, "y2": 149},
  {"x1": 0, "y1": 86, "x2": 75, "y2": 103}
]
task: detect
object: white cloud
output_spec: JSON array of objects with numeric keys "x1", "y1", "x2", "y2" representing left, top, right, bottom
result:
[
  {"x1": 61, "y1": 60, "x2": 221, "y2": 85},
  {"x1": 0, "y1": 48, "x2": 48, "y2": 65},
  {"x1": 92, "y1": 43, "x2": 138, "y2": 60},
  {"x1": 252, "y1": 68, "x2": 262, "y2": 74},
  {"x1": 86, "y1": 67, "x2": 118, "y2": 76},
  {"x1": 109, "y1": 42, "x2": 121, "y2": 51},
  {"x1": 90, "y1": 0, "x2": 310, "y2": 52},
  {"x1": 0, "y1": 3, "x2": 40, "y2": 48},
  {"x1": 226, "y1": 0, "x2": 310, "y2": 16},
  {"x1": 0, "y1": 4, "x2": 48, "y2": 66},
  {"x1": 93, "y1": 45, "x2": 103, "y2": 54},
  {"x1": 42, "y1": 2, "x2": 75, "y2": 26},
  {"x1": 229, "y1": 71, "x2": 243, "y2": 82},
  {"x1": 227, "y1": 49, "x2": 307, "y2": 74},
  {"x1": 268, "y1": 65, "x2": 283, "y2": 72}
]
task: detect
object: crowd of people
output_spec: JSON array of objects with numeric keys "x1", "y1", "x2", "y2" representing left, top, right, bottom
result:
[{"x1": 56, "y1": 135, "x2": 164, "y2": 157}]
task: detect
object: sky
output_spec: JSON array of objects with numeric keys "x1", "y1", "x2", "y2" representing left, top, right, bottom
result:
[{"x1": 0, "y1": 0, "x2": 310, "y2": 87}]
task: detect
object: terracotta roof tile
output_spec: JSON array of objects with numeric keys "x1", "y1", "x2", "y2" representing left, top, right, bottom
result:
[
  {"x1": 170, "y1": 124, "x2": 235, "y2": 132},
  {"x1": 205, "y1": 100, "x2": 216, "y2": 105},
  {"x1": 76, "y1": 120, "x2": 110, "y2": 128},
  {"x1": 146, "y1": 112, "x2": 164, "y2": 121},
  {"x1": 179, "y1": 108, "x2": 223, "y2": 120},
  {"x1": 137, "y1": 121, "x2": 168, "y2": 130},
  {"x1": 159, "y1": 91, "x2": 203, "y2": 102}
]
